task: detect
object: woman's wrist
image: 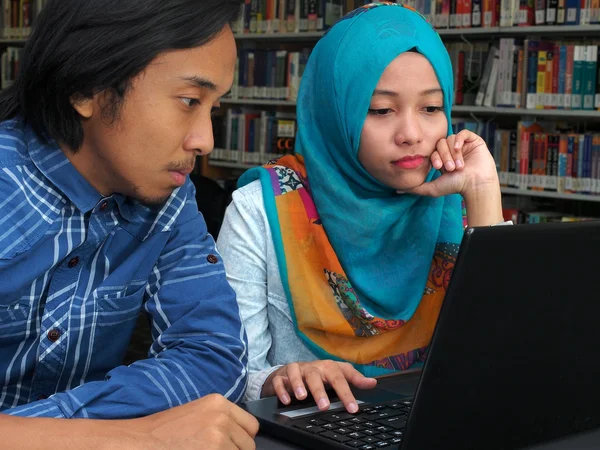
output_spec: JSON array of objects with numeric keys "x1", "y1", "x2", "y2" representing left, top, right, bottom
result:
[{"x1": 462, "y1": 176, "x2": 504, "y2": 227}]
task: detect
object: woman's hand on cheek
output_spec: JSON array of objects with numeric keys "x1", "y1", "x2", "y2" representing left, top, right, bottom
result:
[{"x1": 398, "y1": 129, "x2": 499, "y2": 198}]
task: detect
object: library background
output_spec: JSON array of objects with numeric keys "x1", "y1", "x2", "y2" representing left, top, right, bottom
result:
[{"x1": 3, "y1": 0, "x2": 600, "y2": 237}]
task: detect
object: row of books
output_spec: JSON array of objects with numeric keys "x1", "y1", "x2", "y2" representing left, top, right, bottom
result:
[
  {"x1": 492, "y1": 121, "x2": 600, "y2": 194},
  {"x1": 231, "y1": 0, "x2": 373, "y2": 34},
  {"x1": 502, "y1": 208, "x2": 595, "y2": 223},
  {"x1": 211, "y1": 109, "x2": 297, "y2": 165},
  {"x1": 1, "y1": 46, "x2": 20, "y2": 89},
  {"x1": 1, "y1": 0, "x2": 46, "y2": 38},
  {"x1": 229, "y1": 48, "x2": 311, "y2": 102},
  {"x1": 479, "y1": 39, "x2": 600, "y2": 110},
  {"x1": 421, "y1": 0, "x2": 600, "y2": 28},
  {"x1": 231, "y1": 0, "x2": 600, "y2": 35},
  {"x1": 224, "y1": 39, "x2": 600, "y2": 108}
]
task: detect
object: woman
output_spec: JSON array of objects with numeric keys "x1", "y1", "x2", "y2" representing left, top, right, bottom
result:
[{"x1": 217, "y1": 2, "x2": 507, "y2": 414}]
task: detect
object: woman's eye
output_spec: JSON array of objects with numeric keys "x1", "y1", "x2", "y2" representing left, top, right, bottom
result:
[
  {"x1": 367, "y1": 108, "x2": 392, "y2": 116},
  {"x1": 424, "y1": 106, "x2": 443, "y2": 113}
]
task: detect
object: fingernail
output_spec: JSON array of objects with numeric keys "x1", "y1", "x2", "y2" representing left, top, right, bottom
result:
[
  {"x1": 454, "y1": 141, "x2": 461, "y2": 150},
  {"x1": 445, "y1": 160, "x2": 455, "y2": 171},
  {"x1": 317, "y1": 398, "x2": 329, "y2": 410},
  {"x1": 455, "y1": 159, "x2": 463, "y2": 168},
  {"x1": 433, "y1": 160, "x2": 442, "y2": 169},
  {"x1": 347, "y1": 402, "x2": 359, "y2": 413},
  {"x1": 295, "y1": 387, "x2": 307, "y2": 398},
  {"x1": 281, "y1": 394, "x2": 290, "y2": 404}
]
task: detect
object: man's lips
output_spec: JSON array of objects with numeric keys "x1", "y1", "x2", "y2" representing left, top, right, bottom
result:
[{"x1": 169, "y1": 167, "x2": 194, "y2": 185}]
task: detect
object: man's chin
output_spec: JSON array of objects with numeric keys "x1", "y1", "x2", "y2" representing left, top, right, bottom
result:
[{"x1": 134, "y1": 190, "x2": 175, "y2": 207}]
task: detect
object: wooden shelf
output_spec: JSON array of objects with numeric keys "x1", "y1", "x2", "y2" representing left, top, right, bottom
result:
[
  {"x1": 207, "y1": 157, "x2": 600, "y2": 203},
  {"x1": 220, "y1": 100, "x2": 600, "y2": 119},
  {"x1": 501, "y1": 188, "x2": 600, "y2": 202},
  {"x1": 221, "y1": 98, "x2": 296, "y2": 106},
  {"x1": 452, "y1": 106, "x2": 600, "y2": 119},
  {"x1": 208, "y1": 160, "x2": 257, "y2": 170},
  {"x1": 233, "y1": 25, "x2": 600, "y2": 41},
  {"x1": 0, "y1": 38, "x2": 27, "y2": 44}
]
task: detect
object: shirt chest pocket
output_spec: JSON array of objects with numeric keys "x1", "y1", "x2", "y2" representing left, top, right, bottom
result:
[
  {"x1": 0, "y1": 301, "x2": 31, "y2": 346},
  {"x1": 92, "y1": 281, "x2": 147, "y2": 327}
]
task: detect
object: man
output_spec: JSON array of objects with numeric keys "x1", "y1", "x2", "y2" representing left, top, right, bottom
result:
[{"x1": 0, "y1": 0, "x2": 258, "y2": 447}]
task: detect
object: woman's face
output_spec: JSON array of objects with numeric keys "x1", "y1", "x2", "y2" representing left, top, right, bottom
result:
[{"x1": 358, "y1": 52, "x2": 448, "y2": 191}]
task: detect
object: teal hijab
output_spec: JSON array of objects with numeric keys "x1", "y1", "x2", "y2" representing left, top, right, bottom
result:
[{"x1": 239, "y1": 3, "x2": 463, "y2": 362}]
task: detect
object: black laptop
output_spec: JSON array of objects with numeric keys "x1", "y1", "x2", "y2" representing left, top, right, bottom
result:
[{"x1": 244, "y1": 221, "x2": 600, "y2": 450}]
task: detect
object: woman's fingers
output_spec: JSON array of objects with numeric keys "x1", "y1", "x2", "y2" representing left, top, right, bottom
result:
[{"x1": 285, "y1": 363, "x2": 308, "y2": 400}]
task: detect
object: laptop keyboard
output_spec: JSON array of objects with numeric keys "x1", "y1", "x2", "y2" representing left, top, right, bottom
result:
[{"x1": 291, "y1": 399, "x2": 412, "y2": 449}]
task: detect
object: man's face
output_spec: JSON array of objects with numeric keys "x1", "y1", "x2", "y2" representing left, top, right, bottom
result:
[{"x1": 68, "y1": 25, "x2": 236, "y2": 205}]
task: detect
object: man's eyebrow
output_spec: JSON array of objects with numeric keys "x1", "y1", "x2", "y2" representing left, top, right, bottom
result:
[{"x1": 179, "y1": 75, "x2": 218, "y2": 91}]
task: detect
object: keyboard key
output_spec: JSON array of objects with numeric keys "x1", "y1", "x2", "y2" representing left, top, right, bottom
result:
[
  {"x1": 294, "y1": 424, "x2": 324, "y2": 434},
  {"x1": 350, "y1": 417, "x2": 366, "y2": 424},
  {"x1": 363, "y1": 421, "x2": 378, "y2": 428},
  {"x1": 375, "y1": 442, "x2": 392, "y2": 448},
  {"x1": 350, "y1": 424, "x2": 365, "y2": 431},
  {"x1": 336, "y1": 428, "x2": 350, "y2": 435},
  {"x1": 376, "y1": 426, "x2": 391, "y2": 433},
  {"x1": 388, "y1": 403, "x2": 408, "y2": 410},
  {"x1": 320, "y1": 431, "x2": 351, "y2": 443},
  {"x1": 358, "y1": 445, "x2": 377, "y2": 450},
  {"x1": 337, "y1": 420, "x2": 353, "y2": 427},
  {"x1": 391, "y1": 437, "x2": 403, "y2": 444},
  {"x1": 346, "y1": 441, "x2": 366, "y2": 448},
  {"x1": 376, "y1": 416, "x2": 406, "y2": 429},
  {"x1": 362, "y1": 436, "x2": 379, "y2": 444},
  {"x1": 329, "y1": 412, "x2": 355, "y2": 421},
  {"x1": 322, "y1": 423, "x2": 336, "y2": 430},
  {"x1": 348, "y1": 432, "x2": 366, "y2": 439},
  {"x1": 391, "y1": 430, "x2": 404, "y2": 437},
  {"x1": 363, "y1": 429, "x2": 378, "y2": 436},
  {"x1": 309, "y1": 419, "x2": 326, "y2": 426}
]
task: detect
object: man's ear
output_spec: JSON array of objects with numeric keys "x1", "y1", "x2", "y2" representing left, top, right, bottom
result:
[{"x1": 69, "y1": 95, "x2": 94, "y2": 118}]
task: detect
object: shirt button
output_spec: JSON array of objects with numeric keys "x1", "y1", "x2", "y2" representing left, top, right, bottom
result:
[
  {"x1": 99, "y1": 200, "x2": 108, "y2": 211},
  {"x1": 37, "y1": 395, "x2": 48, "y2": 400},
  {"x1": 47, "y1": 329, "x2": 61, "y2": 342},
  {"x1": 68, "y1": 256, "x2": 79, "y2": 268},
  {"x1": 207, "y1": 254, "x2": 218, "y2": 264}
]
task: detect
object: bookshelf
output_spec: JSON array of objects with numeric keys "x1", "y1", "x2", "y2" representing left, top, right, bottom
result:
[{"x1": 207, "y1": 3, "x2": 600, "y2": 224}]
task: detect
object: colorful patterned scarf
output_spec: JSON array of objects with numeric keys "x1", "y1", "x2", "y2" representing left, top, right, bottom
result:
[{"x1": 238, "y1": 3, "x2": 464, "y2": 376}]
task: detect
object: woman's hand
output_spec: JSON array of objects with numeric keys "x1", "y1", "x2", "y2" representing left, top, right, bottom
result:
[
  {"x1": 261, "y1": 361, "x2": 377, "y2": 413},
  {"x1": 401, "y1": 129, "x2": 499, "y2": 198},
  {"x1": 400, "y1": 129, "x2": 504, "y2": 226}
]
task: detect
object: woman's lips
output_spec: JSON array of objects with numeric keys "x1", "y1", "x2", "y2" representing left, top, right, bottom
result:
[{"x1": 392, "y1": 155, "x2": 426, "y2": 170}]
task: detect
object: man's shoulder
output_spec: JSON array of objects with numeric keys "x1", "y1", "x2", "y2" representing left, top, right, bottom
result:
[{"x1": 0, "y1": 118, "x2": 31, "y2": 170}]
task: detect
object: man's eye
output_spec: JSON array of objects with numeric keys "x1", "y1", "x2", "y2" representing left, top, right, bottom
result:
[{"x1": 181, "y1": 98, "x2": 200, "y2": 107}]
